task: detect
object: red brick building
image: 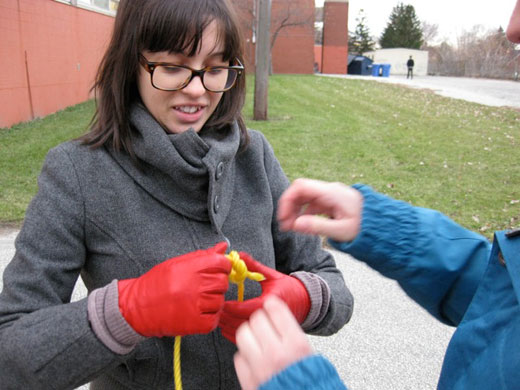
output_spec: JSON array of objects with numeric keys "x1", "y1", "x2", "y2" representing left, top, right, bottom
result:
[
  {"x1": 233, "y1": 0, "x2": 316, "y2": 74},
  {"x1": 321, "y1": 0, "x2": 349, "y2": 74},
  {"x1": 1, "y1": 0, "x2": 349, "y2": 128},
  {"x1": 0, "y1": 0, "x2": 114, "y2": 128}
]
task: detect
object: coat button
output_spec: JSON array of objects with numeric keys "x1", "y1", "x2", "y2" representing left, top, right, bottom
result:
[
  {"x1": 213, "y1": 195, "x2": 219, "y2": 213},
  {"x1": 215, "y1": 162, "x2": 224, "y2": 180}
]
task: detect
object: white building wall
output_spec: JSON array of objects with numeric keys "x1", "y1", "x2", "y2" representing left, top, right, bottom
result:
[{"x1": 364, "y1": 48, "x2": 429, "y2": 76}]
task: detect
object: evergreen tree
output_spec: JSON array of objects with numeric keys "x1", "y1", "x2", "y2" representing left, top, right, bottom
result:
[
  {"x1": 380, "y1": 3, "x2": 423, "y2": 49},
  {"x1": 349, "y1": 9, "x2": 375, "y2": 55}
]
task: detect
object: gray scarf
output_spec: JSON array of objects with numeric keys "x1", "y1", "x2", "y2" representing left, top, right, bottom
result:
[{"x1": 109, "y1": 104, "x2": 240, "y2": 228}]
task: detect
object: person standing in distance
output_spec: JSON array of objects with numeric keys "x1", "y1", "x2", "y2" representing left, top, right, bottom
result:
[{"x1": 407, "y1": 55, "x2": 415, "y2": 79}]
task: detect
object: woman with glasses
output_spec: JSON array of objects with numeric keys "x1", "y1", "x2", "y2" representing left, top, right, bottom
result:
[{"x1": 0, "y1": 0, "x2": 353, "y2": 389}]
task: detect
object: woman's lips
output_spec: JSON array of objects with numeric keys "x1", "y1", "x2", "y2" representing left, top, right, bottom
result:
[{"x1": 173, "y1": 105, "x2": 205, "y2": 123}]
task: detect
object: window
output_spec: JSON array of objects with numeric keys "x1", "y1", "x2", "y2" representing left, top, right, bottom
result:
[
  {"x1": 82, "y1": 0, "x2": 119, "y2": 12},
  {"x1": 55, "y1": 0, "x2": 119, "y2": 15}
]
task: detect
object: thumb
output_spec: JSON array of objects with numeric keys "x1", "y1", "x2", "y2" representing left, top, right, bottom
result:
[
  {"x1": 212, "y1": 241, "x2": 228, "y2": 255},
  {"x1": 294, "y1": 215, "x2": 356, "y2": 242},
  {"x1": 238, "y1": 252, "x2": 276, "y2": 278}
]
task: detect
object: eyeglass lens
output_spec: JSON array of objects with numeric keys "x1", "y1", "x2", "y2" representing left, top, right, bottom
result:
[{"x1": 152, "y1": 66, "x2": 238, "y2": 92}]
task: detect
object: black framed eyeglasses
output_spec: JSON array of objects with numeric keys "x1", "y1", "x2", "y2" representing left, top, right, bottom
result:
[{"x1": 139, "y1": 54, "x2": 244, "y2": 92}]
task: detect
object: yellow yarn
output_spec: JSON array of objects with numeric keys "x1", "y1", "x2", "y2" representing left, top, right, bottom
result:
[
  {"x1": 226, "y1": 251, "x2": 266, "y2": 301},
  {"x1": 174, "y1": 250, "x2": 265, "y2": 390},
  {"x1": 174, "y1": 336, "x2": 182, "y2": 390}
]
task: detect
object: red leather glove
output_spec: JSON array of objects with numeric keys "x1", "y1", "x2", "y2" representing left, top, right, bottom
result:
[
  {"x1": 118, "y1": 242, "x2": 231, "y2": 337},
  {"x1": 219, "y1": 252, "x2": 311, "y2": 343}
]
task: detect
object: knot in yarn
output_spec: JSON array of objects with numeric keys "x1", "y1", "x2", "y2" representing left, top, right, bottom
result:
[
  {"x1": 227, "y1": 251, "x2": 265, "y2": 286},
  {"x1": 226, "y1": 251, "x2": 265, "y2": 302}
]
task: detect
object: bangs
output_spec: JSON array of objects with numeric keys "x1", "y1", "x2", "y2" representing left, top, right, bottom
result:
[{"x1": 137, "y1": 0, "x2": 239, "y2": 61}]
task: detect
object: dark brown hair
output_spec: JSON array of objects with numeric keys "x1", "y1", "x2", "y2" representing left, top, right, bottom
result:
[{"x1": 80, "y1": 0, "x2": 247, "y2": 157}]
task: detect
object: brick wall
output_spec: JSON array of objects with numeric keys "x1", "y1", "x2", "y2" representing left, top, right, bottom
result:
[
  {"x1": 0, "y1": 0, "x2": 114, "y2": 128},
  {"x1": 314, "y1": 45, "x2": 322, "y2": 73},
  {"x1": 235, "y1": 0, "x2": 315, "y2": 74},
  {"x1": 1, "y1": 0, "x2": 320, "y2": 128},
  {"x1": 321, "y1": 0, "x2": 348, "y2": 74}
]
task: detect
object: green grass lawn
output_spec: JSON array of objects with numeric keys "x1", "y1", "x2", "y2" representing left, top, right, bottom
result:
[
  {"x1": 0, "y1": 101, "x2": 95, "y2": 224},
  {"x1": 1, "y1": 75, "x2": 519, "y2": 238}
]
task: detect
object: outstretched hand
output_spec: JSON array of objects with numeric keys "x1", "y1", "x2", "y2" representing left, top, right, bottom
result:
[
  {"x1": 278, "y1": 178, "x2": 363, "y2": 242},
  {"x1": 234, "y1": 295, "x2": 313, "y2": 390}
]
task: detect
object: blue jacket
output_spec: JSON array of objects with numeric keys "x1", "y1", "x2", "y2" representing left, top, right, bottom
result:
[
  {"x1": 262, "y1": 184, "x2": 520, "y2": 389},
  {"x1": 260, "y1": 355, "x2": 346, "y2": 390}
]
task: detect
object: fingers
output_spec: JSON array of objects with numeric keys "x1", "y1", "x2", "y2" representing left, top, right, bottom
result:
[
  {"x1": 198, "y1": 292, "x2": 226, "y2": 314},
  {"x1": 221, "y1": 326, "x2": 239, "y2": 344},
  {"x1": 278, "y1": 178, "x2": 363, "y2": 242},
  {"x1": 219, "y1": 297, "x2": 264, "y2": 344},
  {"x1": 233, "y1": 296, "x2": 313, "y2": 388},
  {"x1": 235, "y1": 321, "x2": 263, "y2": 363},
  {"x1": 219, "y1": 308, "x2": 250, "y2": 344},
  {"x1": 222, "y1": 298, "x2": 263, "y2": 320},
  {"x1": 246, "y1": 305, "x2": 283, "y2": 355},
  {"x1": 292, "y1": 214, "x2": 356, "y2": 242},
  {"x1": 278, "y1": 178, "x2": 329, "y2": 231},
  {"x1": 263, "y1": 296, "x2": 312, "y2": 358},
  {"x1": 235, "y1": 314, "x2": 274, "y2": 388},
  {"x1": 220, "y1": 317, "x2": 245, "y2": 341},
  {"x1": 234, "y1": 352, "x2": 257, "y2": 390},
  {"x1": 238, "y1": 252, "x2": 275, "y2": 277},
  {"x1": 262, "y1": 295, "x2": 301, "y2": 338},
  {"x1": 203, "y1": 254, "x2": 232, "y2": 274},
  {"x1": 200, "y1": 274, "x2": 230, "y2": 294},
  {"x1": 212, "y1": 241, "x2": 228, "y2": 254},
  {"x1": 192, "y1": 313, "x2": 220, "y2": 335},
  {"x1": 194, "y1": 256, "x2": 232, "y2": 317}
]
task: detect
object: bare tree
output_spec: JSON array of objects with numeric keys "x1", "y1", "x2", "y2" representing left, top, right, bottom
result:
[
  {"x1": 426, "y1": 25, "x2": 519, "y2": 79},
  {"x1": 269, "y1": 0, "x2": 313, "y2": 73},
  {"x1": 270, "y1": 0, "x2": 313, "y2": 51},
  {"x1": 427, "y1": 41, "x2": 458, "y2": 76},
  {"x1": 421, "y1": 21, "x2": 439, "y2": 49},
  {"x1": 254, "y1": 0, "x2": 271, "y2": 120},
  {"x1": 234, "y1": 0, "x2": 313, "y2": 74}
]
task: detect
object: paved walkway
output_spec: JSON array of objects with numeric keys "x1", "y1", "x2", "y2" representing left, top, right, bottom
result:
[
  {"x1": 1, "y1": 230, "x2": 454, "y2": 389},
  {"x1": 322, "y1": 74, "x2": 520, "y2": 109}
]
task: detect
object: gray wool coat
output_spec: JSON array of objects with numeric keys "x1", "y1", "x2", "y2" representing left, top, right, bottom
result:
[{"x1": 0, "y1": 105, "x2": 353, "y2": 389}]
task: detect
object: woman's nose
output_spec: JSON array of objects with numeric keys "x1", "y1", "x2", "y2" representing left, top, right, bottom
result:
[{"x1": 181, "y1": 74, "x2": 206, "y2": 97}]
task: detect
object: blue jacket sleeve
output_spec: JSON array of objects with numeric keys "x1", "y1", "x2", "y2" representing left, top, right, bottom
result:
[
  {"x1": 329, "y1": 184, "x2": 491, "y2": 326},
  {"x1": 259, "y1": 355, "x2": 347, "y2": 390}
]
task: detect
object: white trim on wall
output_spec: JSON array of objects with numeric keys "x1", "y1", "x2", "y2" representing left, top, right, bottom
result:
[{"x1": 53, "y1": 0, "x2": 118, "y2": 17}]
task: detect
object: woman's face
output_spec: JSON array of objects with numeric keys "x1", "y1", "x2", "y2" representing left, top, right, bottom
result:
[{"x1": 138, "y1": 21, "x2": 226, "y2": 134}]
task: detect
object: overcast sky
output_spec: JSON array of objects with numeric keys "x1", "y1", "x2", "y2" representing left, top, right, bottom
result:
[{"x1": 316, "y1": 0, "x2": 516, "y2": 44}]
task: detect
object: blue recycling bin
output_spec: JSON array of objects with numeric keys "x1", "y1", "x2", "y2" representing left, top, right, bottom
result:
[
  {"x1": 371, "y1": 64, "x2": 381, "y2": 77},
  {"x1": 381, "y1": 64, "x2": 391, "y2": 77}
]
